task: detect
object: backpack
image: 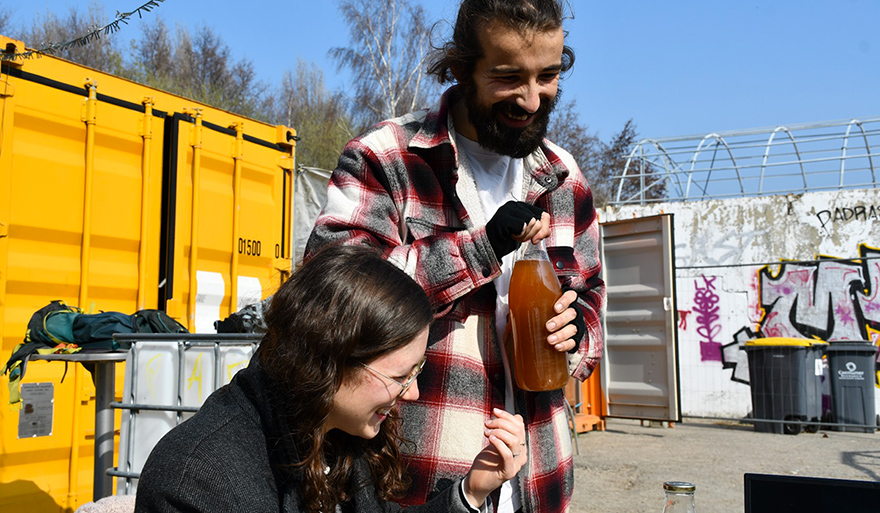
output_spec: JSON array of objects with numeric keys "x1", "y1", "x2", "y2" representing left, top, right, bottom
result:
[
  {"x1": 71, "y1": 311, "x2": 135, "y2": 350},
  {"x1": 3, "y1": 300, "x2": 84, "y2": 404},
  {"x1": 25, "y1": 300, "x2": 83, "y2": 346},
  {"x1": 4, "y1": 303, "x2": 190, "y2": 404},
  {"x1": 214, "y1": 296, "x2": 271, "y2": 334},
  {"x1": 131, "y1": 309, "x2": 188, "y2": 334},
  {"x1": 27, "y1": 306, "x2": 135, "y2": 351}
]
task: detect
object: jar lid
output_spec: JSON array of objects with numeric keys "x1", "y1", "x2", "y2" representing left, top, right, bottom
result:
[{"x1": 663, "y1": 481, "x2": 696, "y2": 492}]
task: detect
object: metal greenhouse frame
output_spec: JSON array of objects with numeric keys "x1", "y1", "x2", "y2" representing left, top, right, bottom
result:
[{"x1": 613, "y1": 117, "x2": 880, "y2": 205}]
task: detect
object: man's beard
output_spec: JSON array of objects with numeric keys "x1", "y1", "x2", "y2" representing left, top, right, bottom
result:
[{"x1": 462, "y1": 82, "x2": 558, "y2": 159}]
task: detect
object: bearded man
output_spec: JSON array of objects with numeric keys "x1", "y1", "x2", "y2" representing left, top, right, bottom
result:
[{"x1": 305, "y1": 1, "x2": 605, "y2": 512}]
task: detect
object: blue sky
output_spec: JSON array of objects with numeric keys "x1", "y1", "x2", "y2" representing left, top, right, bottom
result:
[{"x1": 7, "y1": 0, "x2": 880, "y2": 141}]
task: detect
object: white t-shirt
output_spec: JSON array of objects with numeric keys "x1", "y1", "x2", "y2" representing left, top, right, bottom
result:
[{"x1": 455, "y1": 133, "x2": 523, "y2": 513}]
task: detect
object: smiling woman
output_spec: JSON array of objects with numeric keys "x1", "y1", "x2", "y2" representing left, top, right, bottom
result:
[{"x1": 133, "y1": 244, "x2": 527, "y2": 513}]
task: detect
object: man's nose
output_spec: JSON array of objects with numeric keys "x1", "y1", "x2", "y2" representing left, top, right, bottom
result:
[{"x1": 516, "y1": 81, "x2": 542, "y2": 114}]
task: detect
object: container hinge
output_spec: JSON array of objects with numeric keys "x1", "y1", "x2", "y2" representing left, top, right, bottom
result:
[
  {"x1": 277, "y1": 155, "x2": 294, "y2": 170},
  {"x1": 164, "y1": 300, "x2": 186, "y2": 323},
  {"x1": 0, "y1": 221, "x2": 7, "y2": 238}
]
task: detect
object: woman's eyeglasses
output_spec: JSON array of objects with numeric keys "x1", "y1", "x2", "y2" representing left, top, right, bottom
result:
[{"x1": 359, "y1": 356, "x2": 427, "y2": 407}]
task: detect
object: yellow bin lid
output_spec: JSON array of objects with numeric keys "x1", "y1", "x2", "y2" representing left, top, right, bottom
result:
[{"x1": 745, "y1": 337, "x2": 828, "y2": 347}]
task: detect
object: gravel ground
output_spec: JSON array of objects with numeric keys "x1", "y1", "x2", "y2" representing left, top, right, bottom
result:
[{"x1": 569, "y1": 418, "x2": 880, "y2": 512}]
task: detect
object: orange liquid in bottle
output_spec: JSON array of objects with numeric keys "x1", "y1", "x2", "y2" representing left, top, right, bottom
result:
[{"x1": 509, "y1": 258, "x2": 569, "y2": 391}]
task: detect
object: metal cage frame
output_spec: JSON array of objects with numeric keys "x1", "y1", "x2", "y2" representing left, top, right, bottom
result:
[{"x1": 613, "y1": 117, "x2": 880, "y2": 205}]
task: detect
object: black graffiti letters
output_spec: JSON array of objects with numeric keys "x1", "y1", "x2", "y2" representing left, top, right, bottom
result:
[{"x1": 816, "y1": 205, "x2": 880, "y2": 232}]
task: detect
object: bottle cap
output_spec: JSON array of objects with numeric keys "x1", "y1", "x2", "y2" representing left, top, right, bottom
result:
[{"x1": 663, "y1": 481, "x2": 696, "y2": 493}]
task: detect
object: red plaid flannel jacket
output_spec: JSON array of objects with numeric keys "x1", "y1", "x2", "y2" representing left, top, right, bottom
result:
[{"x1": 305, "y1": 87, "x2": 605, "y2": 513}]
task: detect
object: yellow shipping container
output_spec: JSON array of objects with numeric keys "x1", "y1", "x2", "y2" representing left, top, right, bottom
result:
[{"x1": 0, "y1": 36, "x2": 295, "y2": 511}]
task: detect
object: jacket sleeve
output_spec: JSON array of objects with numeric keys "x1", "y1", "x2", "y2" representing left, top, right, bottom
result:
[
  {"x1": 370, "y1": 478, "x2": 486, "y2": 513},
  {"x1": 543, "y1": 148, "x2": 606, "y2": 382},
  {"x1": 134, "y1": 412, "x2": 284, "y2": 513},
  {"x1": 135, "y1": 452, "x2": 250, "y2": 513},
  {"x1": 568, "y1": 204, "x2": 606, "y2": 382},
  {"x1": 305, "y1": 137, "x2": 500, "y2": 313}
]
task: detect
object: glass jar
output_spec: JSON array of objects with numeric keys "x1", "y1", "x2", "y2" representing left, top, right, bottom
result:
[{"x1": 662, "y1": 481, "x2": 696, "y2": 513}]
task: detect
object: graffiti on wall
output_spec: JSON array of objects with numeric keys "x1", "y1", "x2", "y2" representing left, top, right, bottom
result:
[
  {"x1": 678, "y1": 309, "x2": 691, "y2": 330},
  {"x1": 675, "y1": 228, "x2": 768, "y2": 268},
  {"x1": 816, "y1": 205, "x2": 880, "y2": 235},
  {"x1": 721, "y1": 243, "x2": 880, "y2": 384},
  {"x1": 693, "y1": 275, "x2": 723, "y2": 362}
]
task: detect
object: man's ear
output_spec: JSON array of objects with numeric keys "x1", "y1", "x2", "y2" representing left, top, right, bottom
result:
[{"x1": 450, "y1": 65, "x2": 465, "y2": 85}]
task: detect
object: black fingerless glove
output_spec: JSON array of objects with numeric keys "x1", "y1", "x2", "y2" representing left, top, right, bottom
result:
[
  {"x1": 564, "y1": 287, "x2": 587, "y2": 354},
  {"x1": 485, "y1": 201, "x2": 545, "y2": 259}
]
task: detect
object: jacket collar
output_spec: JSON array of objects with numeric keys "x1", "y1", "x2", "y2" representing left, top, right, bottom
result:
[
  {"x1": 234, "y1": 360, "x2": 303, "y2": 488},
  {"x1": 409, "y1": 86, "x2": 460, "y2": 152}
]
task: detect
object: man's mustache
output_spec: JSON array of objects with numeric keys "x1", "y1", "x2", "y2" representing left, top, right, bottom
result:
[{"x1": 495, "y1": 102, "x2": 539, "y2": 118}]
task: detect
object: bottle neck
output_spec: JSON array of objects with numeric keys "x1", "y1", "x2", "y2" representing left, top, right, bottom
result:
[{"x1": 517, "y1": 239, "x2": 549, "y2": 261}]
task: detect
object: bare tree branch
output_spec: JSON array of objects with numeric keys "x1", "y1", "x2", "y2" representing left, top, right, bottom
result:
[
  {"x1": 332, "y1": 0, "x2": 440, "y2": 130},
  {"x1": 19, "y1": 3, "x2": 124, "y2": 74},
  {"x1": 268, "y1": 60, "x2": 354, "y2": 169},
  {"x1": 547, "y1": 100, "x2": 664, "y2": 207}
]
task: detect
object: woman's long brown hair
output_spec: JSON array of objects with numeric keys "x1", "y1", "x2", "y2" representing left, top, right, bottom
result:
[{"x1": 257, "y1": 244, "x2": 433, "y2": 512}]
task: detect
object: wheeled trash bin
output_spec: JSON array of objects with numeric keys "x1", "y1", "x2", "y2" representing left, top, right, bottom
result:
[
  {"x1": 826, "y1": 341, "x2": 877, "y2": 433},
  {"x1": 746, "y1": 338, "x2": 827, "y2": 434}
]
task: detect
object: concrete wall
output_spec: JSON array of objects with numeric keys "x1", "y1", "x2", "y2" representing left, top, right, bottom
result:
[{"x1": 600, "y1": 188, "x2": 880, "y2": 420}]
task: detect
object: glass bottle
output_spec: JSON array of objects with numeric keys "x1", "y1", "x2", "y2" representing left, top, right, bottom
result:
[
  {"x1": 508, "y1": 240, "x2": 569, "y2": 391},
  {"x1": 662, "y1": 481, "x2": 696, "y2": 513}
]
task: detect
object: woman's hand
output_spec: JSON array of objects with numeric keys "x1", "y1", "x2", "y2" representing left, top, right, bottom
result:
[{"x1": 462, "y1": 408, "x2": 528, "y2": 507}]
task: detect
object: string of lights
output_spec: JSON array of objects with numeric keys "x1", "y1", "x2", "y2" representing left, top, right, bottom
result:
[{"x1": 0, "y1": 0, "x2": 166, "y2": 61}]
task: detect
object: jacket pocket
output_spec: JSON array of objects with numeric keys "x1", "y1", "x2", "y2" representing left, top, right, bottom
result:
[
  {"x1": 547, "y1": 246, "x2": 578, "y2": 278},
  {"x1": 404, "y1": 216, "x2": 460, "y2": 242}
]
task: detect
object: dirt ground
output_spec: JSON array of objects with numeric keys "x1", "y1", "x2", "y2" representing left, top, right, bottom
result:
[{"x1": 569, "y1": 418, "x2": 880, "y2": 512}]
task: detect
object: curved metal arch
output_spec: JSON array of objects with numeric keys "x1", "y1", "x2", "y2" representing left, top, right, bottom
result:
[
  {"x1": 840, "y1": 119, "x2": 876, "y2": 186},
  {"x1": 760, "y1": 126, "x2": 807, "y2": 193},
  {"x1": 614, "y1": 115, "x2": 880, "y2": 206},
  {"x1": 687, "y1": 134, "x2": 743, "y2": 199},
  {"x1": 619, "y1": 139, "x2": 689, "y2": 203}
]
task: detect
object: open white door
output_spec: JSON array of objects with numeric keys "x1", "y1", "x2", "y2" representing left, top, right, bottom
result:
[{"x1": 599, "y1": 214, "x2": 680, "y2": 421}]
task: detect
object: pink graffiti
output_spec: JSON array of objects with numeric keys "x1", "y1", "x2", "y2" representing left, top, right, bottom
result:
[
  {"x1": 694, "y1": 275, "x2": 722, "y2": 362},
  {"x1": 835, "y1": 301, "x2": 856, "y2": 326},
  {"x1": 750, "y1": 274, "x2": 763, "y2": 321}
]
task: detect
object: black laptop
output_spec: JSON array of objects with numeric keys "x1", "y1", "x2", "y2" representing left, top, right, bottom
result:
[{"x1": 744, "y1": 473, "x2": 880, "y2": 513}]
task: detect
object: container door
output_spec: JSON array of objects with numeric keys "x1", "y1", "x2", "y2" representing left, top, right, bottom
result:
[
  {"x1": 0, "y1": 38, "x2": 294, "y2": 511},
  {"x1": 599, "y1": 213, "x2": 681, "y2": 422},
  {"x1": 0, "y1": 59, "x2": 165, "y2": 510},
  {"x1": 160, "y1": 113, "x2": 293, "y2": 332}
]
